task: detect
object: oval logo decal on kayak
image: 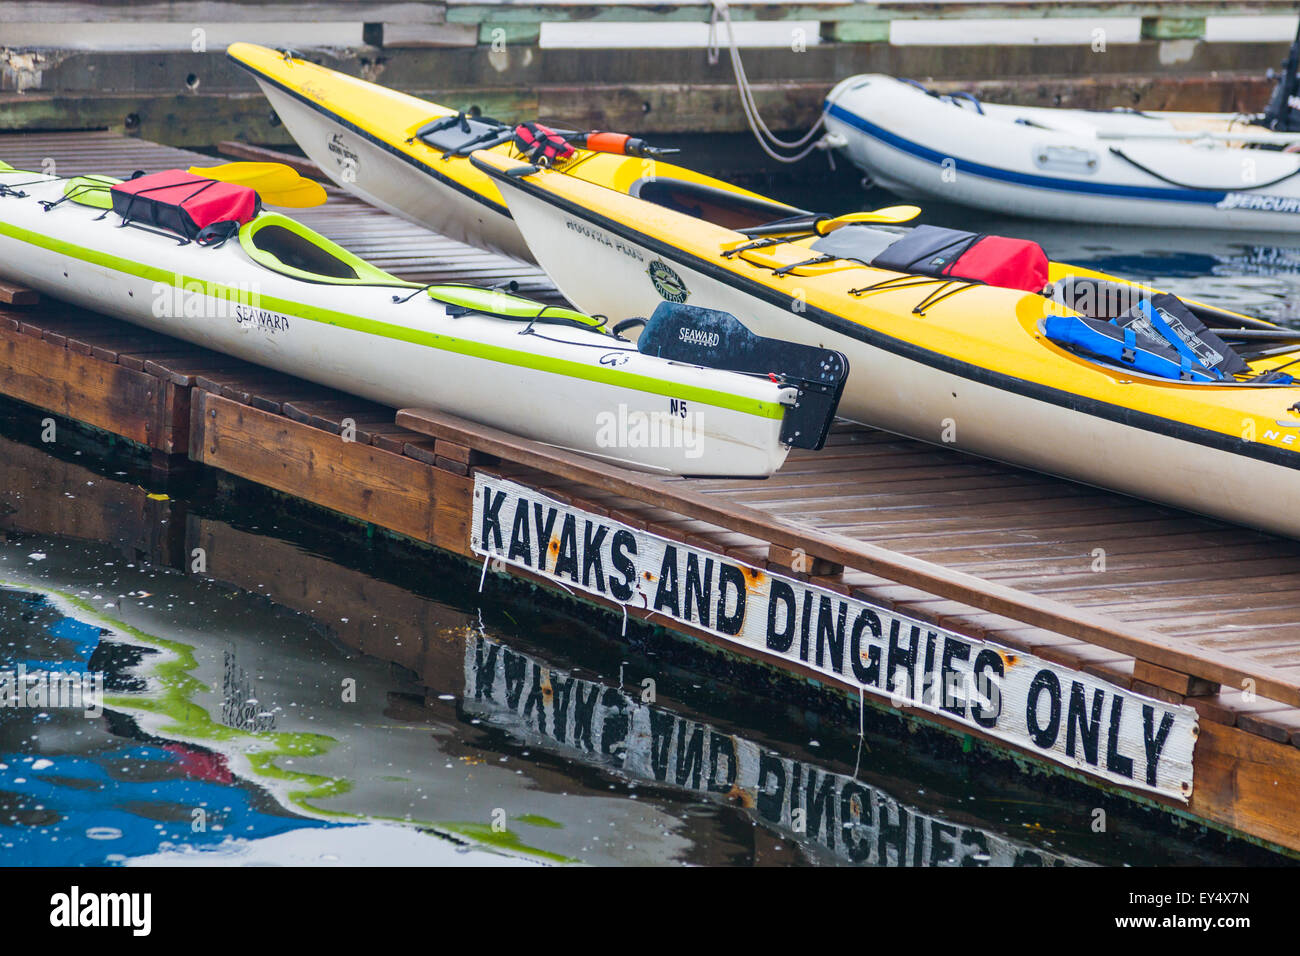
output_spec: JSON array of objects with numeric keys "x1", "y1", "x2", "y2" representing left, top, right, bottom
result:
[{"x1": 648, "y1": 259, "x2": 688, "y2": 303}]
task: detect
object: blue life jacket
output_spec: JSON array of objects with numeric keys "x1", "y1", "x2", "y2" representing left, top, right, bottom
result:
[{"x1": 1044, "y1": 312, "x2": 1220, "y2": 382}]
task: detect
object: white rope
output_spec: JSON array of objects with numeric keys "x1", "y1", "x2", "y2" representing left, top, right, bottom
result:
[{"x1": 707, "y1": 0, "x2": 827, "y2": 164}]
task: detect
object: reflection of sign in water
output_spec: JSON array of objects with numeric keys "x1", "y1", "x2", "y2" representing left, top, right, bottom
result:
[
  {"x1": 464, "y1": 634, "x2": 1083, "y2": 866},
  {"x1": 221, "y1": 650, "x2": 277, "y2": 732},
  {"x1": 472, "y1": 474, "x2": 1198, "y2": 801}
]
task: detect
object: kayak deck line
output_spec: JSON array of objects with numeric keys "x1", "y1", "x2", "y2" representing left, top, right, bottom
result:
[{"x1": 5, "y1": 131, "x2": 1300, "y2": 857}]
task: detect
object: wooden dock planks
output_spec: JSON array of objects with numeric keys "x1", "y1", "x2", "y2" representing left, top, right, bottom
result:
[
  {"x1": 191, "y1": 390, "x2": 474, "y2": 556},
  {"x1": 0, "y1": 313, "x2": 174, "y2": 448}
]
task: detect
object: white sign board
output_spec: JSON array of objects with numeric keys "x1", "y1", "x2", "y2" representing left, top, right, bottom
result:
[{"x1": 471, "y1": 474, "x2": 1197, "y2": 801}]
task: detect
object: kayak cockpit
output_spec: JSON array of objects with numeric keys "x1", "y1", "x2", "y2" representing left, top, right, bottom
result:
[
  {"x1": 1043, "y1": 275, "x2": 1300, "y2": 386},
  {"x1": 630, "y1": 177, "x2": 808, "y2": 231},
  {"x1": 240, "y1": 213, "x2": 405, "y2": 285},
  {"x1": 242, "y1": 212, "x2": 610, "y2": 331}
]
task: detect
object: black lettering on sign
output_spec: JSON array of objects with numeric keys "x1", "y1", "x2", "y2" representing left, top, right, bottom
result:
[
  {"x1": 554, "y1": 513, "x2": 579, "y2": 582},
  {"x1": 609, "y1": 530, "x2": 637, "y2": 601},
  {"x1": 816, "y1": 597, "x2": 847, "y2": 674},
  {"x1": 581, "y1": 520, "x2": 607, "y2": 592},
  {"x1": 654, "y1": 546, "x2": 682, "y2": 616},
  {"x1": 1142, "y1": 705, "x2": 1175, "y2": 786},
  {"x1": 940, "y1": 638, "x2": 971, "y2": 718},
  {"x1": 799, "y1": 588, "x2": 814, "y2": 662},
  {"x1": 507, "y1": 499, "x2": 532, "y2": 566},
  {"x1": 716, "y1": 564, "x2": 747, "y2": 635},
  {"x1": 887, "y1": 622, "x2": 918, "y2": 697},
  {"x1": 1026, "y1": 670, "x2": 1062, "y2": 749},
  {"x1": 767, "y1": 580, "x2": 796, "y2": 652},
  {"x1": 922, "y1": 632, "x2": 938, "y2": 700},
  {"x1": 684, "y1": 553, "x2": 714, "y2": 627},
  {"x1": 1066, "y1": 682, "x2": 1104, "y2": 767},
  {"x1": 480, "y1": 490, "x2": 507, "y2": 551},
  {"x1": 1106, "y1": 697, "x2": 1134, "y2": 779},
  {"x1": 533, "y1": 503, "x2": 559, "y2": 572},
  {"x1": 850, "y1": 609, "x2": 882, "y2": 686},
  {"x1": 971, "y1": 649, "x2": 1003, "y2": 728}
]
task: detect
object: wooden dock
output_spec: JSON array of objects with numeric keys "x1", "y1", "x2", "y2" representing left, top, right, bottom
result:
[{"x1": 4, "y1": 131, "x2": 1300, "y2": 857}]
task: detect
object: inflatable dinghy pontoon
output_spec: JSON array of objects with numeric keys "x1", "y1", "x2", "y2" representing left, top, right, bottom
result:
[{"x1": 822, "y1": 35, "x2": 1300, "y2": 232}]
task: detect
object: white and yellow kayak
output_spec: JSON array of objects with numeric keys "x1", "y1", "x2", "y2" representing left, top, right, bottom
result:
[
  {"x1": 0, "y1": 163, "x2": 838, "y2": 477},
  {"x1": 466, "y1": 146, "x2": 1300, "y2": 539},
  {"x1": 225, "y1": 41, "x2": 800, "y2": 263}
]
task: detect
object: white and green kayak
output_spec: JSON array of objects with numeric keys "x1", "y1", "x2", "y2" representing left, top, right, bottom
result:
[{"x1": 0, "y1": 164, "x2": 843, "y2": 476}]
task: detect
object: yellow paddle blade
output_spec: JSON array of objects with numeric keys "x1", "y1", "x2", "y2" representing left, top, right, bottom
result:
[
  {"x1": 0, "y1": 160, "x2": 12, "y2": 171},
  {"x1": 817, "y1": 205, "x2": 922, "y2": 234},
  {"x1": 256, "y1": 179, "x2": 329, "y2": 208},
  {"x1": 187, "y1": 162, "x2": 327, "y2": 208},
  {"x1": 189, "y1": 161, "x2": 299, "y2": 189}
]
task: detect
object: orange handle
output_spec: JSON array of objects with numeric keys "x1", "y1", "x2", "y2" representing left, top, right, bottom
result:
[{"x1": 582, "y1": 131, "x2": 632, "y2": 155}]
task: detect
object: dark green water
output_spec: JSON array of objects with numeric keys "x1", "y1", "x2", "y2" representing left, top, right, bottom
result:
[{"x1": 0, "y1": 396, "x2": 1286, "y2": 866}]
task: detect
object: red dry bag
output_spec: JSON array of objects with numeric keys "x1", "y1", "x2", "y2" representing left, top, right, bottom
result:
[
  {"x1": 945, "y1": 235, "x2": 1050, "y2": 293},
  {"x1": 110, "y1": 169, "x2": 260, "y2": 245}
]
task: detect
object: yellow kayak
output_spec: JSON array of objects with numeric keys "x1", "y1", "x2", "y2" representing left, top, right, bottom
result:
[
  {"x1": 226, "y1": 42, "x2": 796, "y2": 262},
  {"x1": 466, "y1": 147, "x2": 1300, "y2": 539},
  {"x1": 230, "y1": 40, "x2": 1300, "y2": 537}
]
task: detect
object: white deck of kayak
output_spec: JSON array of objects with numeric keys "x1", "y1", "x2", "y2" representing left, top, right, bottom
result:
[{"x1": 5, "y1": 130, "x2": 1300, "y2": 853}]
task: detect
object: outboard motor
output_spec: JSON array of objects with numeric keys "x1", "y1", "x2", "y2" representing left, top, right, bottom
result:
[{"x1": 636, "y1": 302, "x2": 849, "y2": 451}]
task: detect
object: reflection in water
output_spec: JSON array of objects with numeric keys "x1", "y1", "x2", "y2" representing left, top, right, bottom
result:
[
  {"x1": 0, "y1": 400, "x2": 1284, "y2": 865},
  {"x1": 0, "y1": 589, "x2": 332, "y2": 866},
  {"x1": 465, "y1": 633, "x2": 1078, "y2": 866}
]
